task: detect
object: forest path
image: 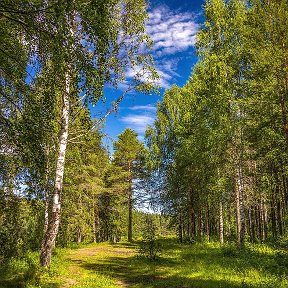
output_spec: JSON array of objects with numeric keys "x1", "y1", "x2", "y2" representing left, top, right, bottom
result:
[
  {"x1": 54, "y1": 239, "x2": 288, "y2": 288},
  {"x1": 59, "y1": 242, "x2": 137, "y2": 288}
]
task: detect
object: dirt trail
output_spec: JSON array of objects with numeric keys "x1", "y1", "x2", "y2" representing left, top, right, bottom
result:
[{"x1": 60, "y1": 243, "x2": 136, "y2": 288}]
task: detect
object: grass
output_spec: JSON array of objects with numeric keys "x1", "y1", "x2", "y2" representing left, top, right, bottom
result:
[{"x1": 0, "y1": 239, "x2": 287, "y2": 287}]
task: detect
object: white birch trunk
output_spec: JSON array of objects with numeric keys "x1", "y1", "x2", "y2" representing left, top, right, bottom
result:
[
  {"x1": 43, "y1": 147, "x2": 50, "y2": 235},
  {"x1": 219, "y1": 200, "x2": 224, "y2": 245},
  {"x1": 40, "y1": 71, "x2": 70, "y2": 267}
]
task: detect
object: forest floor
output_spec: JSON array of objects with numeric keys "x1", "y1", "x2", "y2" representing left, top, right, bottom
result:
[{"x1": 1, "y1": 239, "x2": 288, "y2": 288}]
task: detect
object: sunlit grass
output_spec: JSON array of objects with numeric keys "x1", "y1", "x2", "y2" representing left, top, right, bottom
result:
[{"x1": 1, "y1": 239, "x2": 287, "y2": 287}]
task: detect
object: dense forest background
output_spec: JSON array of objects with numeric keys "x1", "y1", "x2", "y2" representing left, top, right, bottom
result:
[{"x1": 1, "y1": 0, "x2": 288, "y2": 278}]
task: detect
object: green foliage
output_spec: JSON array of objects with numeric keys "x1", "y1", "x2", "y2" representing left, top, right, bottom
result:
[
  {"x1": 138, "y1": 215, "x2": 161, "y2": 260},
  {"x1": 1, "y1": 0, "x2": 157, "y2": 265},
  {"x1": 0, "y1": 194, "x2": 44, "y2": 260},
  {"x1": 0, "y1": 251, "x2": 40, "y2": 287},
  {"x1": 2, "y1": 240, "x2": 288, "y2": 287},
  {"x1": 61, "y1": 109, "x2": 109, "y2": 245},
  {"x1": 145, "y1": 0, "x2": 288, "y2": 247},
  {"x1": 113, "y1": 128, "x2": 145, "y2": 173}
]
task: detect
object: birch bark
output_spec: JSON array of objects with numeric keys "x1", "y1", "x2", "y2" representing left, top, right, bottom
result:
[
  {"x1": 40, "y1": 71, "x2": 70, "y2": 267},
  {"x1": 219, "y1": 200, "x2": 224, "y2": 245}
]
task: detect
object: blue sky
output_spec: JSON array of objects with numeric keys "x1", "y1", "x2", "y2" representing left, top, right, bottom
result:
[{"x1": 90, "y1": 0, "x2": 205, "y2": 150}]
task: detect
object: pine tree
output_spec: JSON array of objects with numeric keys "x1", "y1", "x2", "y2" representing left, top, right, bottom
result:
[{"x1": 113, "y1": 128, "x2": 145, "y2": 242}]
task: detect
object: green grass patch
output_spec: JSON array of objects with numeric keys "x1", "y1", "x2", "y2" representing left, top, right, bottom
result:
[{"x1": 0, "y1": 239, "x2": 287, "y2": 287}]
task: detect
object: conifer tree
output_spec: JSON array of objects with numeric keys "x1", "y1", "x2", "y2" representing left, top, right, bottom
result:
[{"x1": 113, "y1": 128, "x2": 145, "y2": 242}]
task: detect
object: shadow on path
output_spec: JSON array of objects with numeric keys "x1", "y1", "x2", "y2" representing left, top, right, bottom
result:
[{"x1": 76, "y1": 254, "x2": 244, "y2": 288}]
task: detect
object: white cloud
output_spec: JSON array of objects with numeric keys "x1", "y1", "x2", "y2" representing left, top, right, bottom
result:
[
  {"x1": 147, "y1": 6, "x2": 199, "y2": 57},
  {"x1": 129, "y1": 104, "x2": 157, "y2": 112},
  {"x1": 121, "y1": 114, "x2": 155, "y2": 134},
  {"x1": 141, "y1": 6, "x2": 200, "y2": 88},
  {"x1": 114, "y1": 6, "x2": 200, "y2": 90}
]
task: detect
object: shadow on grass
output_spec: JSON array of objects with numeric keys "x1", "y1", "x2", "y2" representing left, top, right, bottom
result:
[
  {"x1": 0, "y1": 279, "x2": 60, "y2": 288},
  {"x1": 77, "y1": 254, "x2": 244, "y2": 288},
  {"x1": 75, "y1": 239, "x2": 288, "y2": 288},
  {"x1": 179, "y1": 242, "x2": 288, "y2": 279},
  {"x1": 110, "y1": 241, "x2": 139, "y2": 250}
]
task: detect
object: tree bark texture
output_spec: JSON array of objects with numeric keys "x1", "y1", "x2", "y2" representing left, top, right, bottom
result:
[
  {"x1": 128, "y1": 188, "x2": 133, "y2": 242},
  {"x1": 40, "y1": 71, "x2": 70, "y2": 267},
  {"x1": 127, "y1": 161, "x2": 133, "y2": 242},
  {"x1": 219, "y1": 200, "x2": 224, "y2": 245},
  {"x1": 236, "y1": 162, "x2": 245, "y2": 248}
]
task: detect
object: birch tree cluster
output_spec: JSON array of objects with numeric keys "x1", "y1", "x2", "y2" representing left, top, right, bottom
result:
[
  {"x1": 145, "y1": 0, "x2": 288, "y2": 248},
  {"x1": 0, "y1": 0, "x2": 157, "y2": 266}
]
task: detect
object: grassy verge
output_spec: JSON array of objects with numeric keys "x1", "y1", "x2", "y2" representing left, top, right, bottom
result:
[{"x1": 0, "y1": 239, "x2": 287, "y2": 287}]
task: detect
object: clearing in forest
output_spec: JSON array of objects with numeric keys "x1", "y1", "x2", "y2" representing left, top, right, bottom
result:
[{"x1": 38, "y1": 239, "x2": 288, "y2": 288}]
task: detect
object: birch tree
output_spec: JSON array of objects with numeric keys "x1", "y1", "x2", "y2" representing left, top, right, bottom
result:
[{"x1": 36, "y1": 0, "x2": 157, "y2": 267}]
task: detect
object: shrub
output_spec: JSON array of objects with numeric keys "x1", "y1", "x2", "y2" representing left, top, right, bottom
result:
[{"x1": 138, "y1": 215, "x2": 161, "y2": 260}]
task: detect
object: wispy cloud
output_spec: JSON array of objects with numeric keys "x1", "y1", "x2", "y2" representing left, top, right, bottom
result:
[
  {"x1": 115, "y1": 6, "x2": 200, "y2": 90},
  {"x1": 147, "y1": 5, "x2": 199, "y2": 57},
  {"x1": 129, "y1": 104, "x2": 157, "y2": 112},
  {"x1": 154, "y1": 57, "x2": 182, "y2": 88},
  {"x1": 121, "y1": 114, "x2": 155, "y2": 134},
  {"x1": 144, "y1": 6, "x2": 200, "y2": 88}
]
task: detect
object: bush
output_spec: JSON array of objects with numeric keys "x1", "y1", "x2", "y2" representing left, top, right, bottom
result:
[{"x1": 138, "y1": 215, "x2": 161, "y2": 260}]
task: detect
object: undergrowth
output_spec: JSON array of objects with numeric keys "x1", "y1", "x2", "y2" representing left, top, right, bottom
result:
[{"x1": 0, "y1": 239, "x2": 287, "y2": 288}]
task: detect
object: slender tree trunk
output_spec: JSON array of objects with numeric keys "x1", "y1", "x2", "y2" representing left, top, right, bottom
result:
[
  {"x1": 189, "y1": 190, "x2": 196, "y2": 241},
  {"x1": 227, "y1": 204, "x2": 232, "y2": 239},
  {"x1": 277, "y1": 199, "x2": 283, "y2": 235},
  {"x1": 40, "y1": 71, "x2": 70, "y2": 267},
  {"x1": 41, "y1": 147, "x2": 51, "y2": 240},
  {"x1": 77, "y1": 227, "x2": 82, "y2": 243},
  {"x1": 128, "y1": 188, "x2": 133, "y2": 242},
  {"x1": 178, "y1": 213, "x2": 183, "y2": 243},
  {"x1": 271, "y1": 195, "x2": 277, "y2": 239},
  {"x1": 263, "y1": 200, "x2": 268, "y2": 241},
  {"x1": 219, "y1": 200, "x2": 224, "y2": 245},
  {"x1": 260, "y1": 199, "x2": 267, "y2": 242},
  {"x1": 275, "y1": 175, "x2": 283, "y2": 235},
  {"x1": 256, "y1": 204, "x2": 261, "y2": 241},
  {"x1": 205, "y1": 204, "x2": 210, "y2": 241},
  {"x1": 127, "y1": 161, "x2": 133, "y2": 242},
  {"x1": 93, "y1": 196, "x2": 99, "y2": 243},
  {"x1": 197, "y1": 211, "x2": 202, "y2": 239},
  {"x1": 236, "y1": 162, "x2": 245, "y2": 248},
  {"x1": 251, "y1": 206, "x2": 256, "y2": 243}
]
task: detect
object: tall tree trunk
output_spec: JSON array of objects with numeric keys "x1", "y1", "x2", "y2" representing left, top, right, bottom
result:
[
  {"x1": 127, "y1": 188, "x2": 133, "y2": 242},
  {"x1": 236, "y1": 162, "x2": 245, "y2": 248},
  {"x1": 77, "y1": 227, "x2": 82, "y2": 243},
  {"x1": 205, "y1": 204, "x2": 210, "y2": 241},
  {"x1": 263, "y1": 200, "x2": 268, "y2": 241},
  {"x1": 93, "y1": 196, "x2": 99, "y2": 243},
  {"x1": 41, "y1": 146, "x2": 51, "y2": 241},
  {"x1": 40, "y1": 71, "x2": 70, "y2": 267},
  {"x1": 127, "y1": 161, "x2": 133, "y2": 242},
  {"x1": 197, "y1": 211, "x2": 202, "y2": 238},
  {"x1": 219, "y1": 200, "x2": 224, "y2": 245},
  {"x1": 256, "y1": 204, "x2": 261, "y2": 241},
  {"x1": 42, "y1": 156, "x2": 50, "y2": 236},
  {"x1": 189, "y1": 190, "x2": 196, "y2": 241},
  {"x1": 178, "y1": 213, "x2": 183, "y2": 243},
  {"x1": 250, "y1": 206, "x2": 256, "y2": 243},
  {"x1": 260, "y1": 198, "x2": 267, "y2": 241},
  {"x1": 227, "y1": 204, "x2": 232, "y2": 239}
]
